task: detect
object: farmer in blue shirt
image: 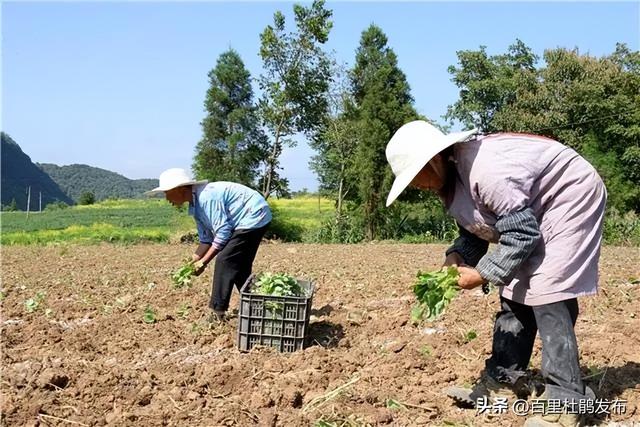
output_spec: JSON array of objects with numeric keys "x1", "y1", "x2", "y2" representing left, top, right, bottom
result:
[{"x1": 147, "y1": 168, "x2": 271, "y2": 321}]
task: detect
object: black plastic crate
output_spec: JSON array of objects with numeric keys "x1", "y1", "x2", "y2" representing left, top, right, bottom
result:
[{"x1": 237, "y1": 275, "x2": 315, "y2": 352}]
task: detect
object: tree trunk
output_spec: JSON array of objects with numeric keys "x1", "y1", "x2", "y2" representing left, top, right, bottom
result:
[
  {"x1": 366, "y1": 222, "x2": 374, "y2": 241},
  {"x1": 365, "y1": 200, "x2": 374, "y2": 241},
  {"x1": 262, "y1": 134, "x2": 280, "y2": 200},
  {"x1": 262, "y1": 120, "x2": 285, "y2": 200},
  {"x1": 263, "y1": 158, "x2": 272, "y2": 199},
  {"x1": 337, "y1": 174, "x2": 344, "y2": 215}
]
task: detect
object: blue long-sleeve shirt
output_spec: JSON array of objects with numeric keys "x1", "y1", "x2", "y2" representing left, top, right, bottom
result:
[{"x1": 188, "y1": 182, "x2": 272, "y2": 250}]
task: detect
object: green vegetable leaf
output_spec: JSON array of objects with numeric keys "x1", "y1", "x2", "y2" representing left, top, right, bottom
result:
[
  {"x1": 254, "y1": 273, "x2": 304, "y2": 297},
  {"x1": 386, "y1": 398, "x2": 407, "y2": 410},
  {"x1": 172, "y1": 260, "x2": 196, "y2": 288},
  {"x1": 412, "y1": 266, "x2": 460, "y2": 322},
  {"x1": 25, "y1": 298, "x2": 38, "y2": 313},
  {"x1": 464, "y1": 330, "x2": 478, "y2": 343},
  {"x1": 143, "y1": 306, "x2": 157, "y2": 324},
  {"x1": 410, "y1": 303, "x2": 427, "y2": 323}
]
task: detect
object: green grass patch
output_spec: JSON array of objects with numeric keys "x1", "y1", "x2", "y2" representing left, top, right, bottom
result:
[
  {"x1": 265, "y1": 196, "x2": 334, "y2": 242},
  {"x1": 268, "y1": 196, "x2": 334, "y2": 230},
  {"x1": 1, "y1": 199, "x2": 191, "y2": 245},
  {"x1": 0, "y1": 196, "x2": 334, "y2": 245},
  {"x1": 2, "y1": 223, "x2": 171, "y2": 245},
  {"x1": 4, "y1": 195, "x2": 637, "y2": 246},
  {"x1": 2, "y1": 199, "x2": 191, "y2": 232}
]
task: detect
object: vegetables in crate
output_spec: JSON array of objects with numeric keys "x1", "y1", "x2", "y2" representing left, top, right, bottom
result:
[
  {"x1": 253, "y1": 273, "x2": 304, "y2": 297},
  {"x1": 253, "y1": 273, "x2": 305, "y2": 315},
  {"x1": 411, "y1": 266, "x2": 460, "y2": 322}
]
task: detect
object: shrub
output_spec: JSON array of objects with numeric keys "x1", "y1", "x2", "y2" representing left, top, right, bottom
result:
[
  {"x1": 313, "y1": 213, "x2": 365, "y2": 243},
  {"x1": 2, "y1": 198, "x2": 18, "y2": 212},
  {"x1": 79, "y1": 191, "x2": 96, "y2": 205},
  {"x1": 44, "y1": 201, "x2": 69, "y2": 211},
  {"x1": 603, "y1": 208, "x2": 640, "y2": 245},
  {"x1": 263, "y1": 205, "x2": 305, "y2": 242}
]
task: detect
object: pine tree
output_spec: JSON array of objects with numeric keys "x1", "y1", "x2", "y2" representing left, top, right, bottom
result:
[
  {"x1": 349, "y1": 25, "x2": 419, "y2": 239},
  {"x1": 193, "y1": 49, "x2": 266, "y2": 188}
]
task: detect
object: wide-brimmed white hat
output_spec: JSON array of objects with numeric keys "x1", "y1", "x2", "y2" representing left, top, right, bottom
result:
[
  {"x1": 144, "y1": 168, "x2": 208, "y2": 195},
  {"x1": 385, "y1": 120, "x2": 478, "y2": 207}
]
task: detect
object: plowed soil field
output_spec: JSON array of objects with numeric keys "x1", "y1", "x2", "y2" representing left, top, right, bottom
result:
[{"x1": 2, "y1": 244, "x2": 639, "y2": 426}]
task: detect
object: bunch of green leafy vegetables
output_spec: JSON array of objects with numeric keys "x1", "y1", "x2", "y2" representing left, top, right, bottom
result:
[
  {"x1": 254, "y1": 273, "x2": 304, "y2": 297},
  {"x1": 411, "y1": 266, "x2": 460, "y2": 323},
  {"x1": 171, "y1": 260, "x2": 196, "y2": 288},
  {"x1": 253, "y1": 273, "x2": 306, "y2": 316}
]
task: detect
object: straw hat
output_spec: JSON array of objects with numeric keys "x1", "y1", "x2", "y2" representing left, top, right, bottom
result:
[
  {"x1": 145, "y1": 168, "x2": 208, "y2": 195},
  {"x1": 385, "y1": 120, "x2": 477, "y2": 206}
]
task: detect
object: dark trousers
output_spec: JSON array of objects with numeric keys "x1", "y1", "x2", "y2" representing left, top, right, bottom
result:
[
  {"x1": 486, "y1": 297, "x2": 588, "y2": 401},
  {"x1": 209, "y1": 224, "x2": 268, "y2": 312}
]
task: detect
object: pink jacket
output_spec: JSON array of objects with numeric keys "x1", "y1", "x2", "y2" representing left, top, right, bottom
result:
[{"x1": 448, "y1": 133, "x2": 607, "y2": 305}]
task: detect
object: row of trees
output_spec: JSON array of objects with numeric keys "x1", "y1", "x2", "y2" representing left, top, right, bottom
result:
[
  {"x1": 192, "y1": 0, "x2": 640, "y2": 240},
  {"x1": 1, "y1": 192, "x2": 95, "y2": 211},
  {"x1": 192, "y1": 1, "x2": 332, "y2": 199},
  {"x1": 191, "y1": 0, "x2": 421, "y2": 239}
]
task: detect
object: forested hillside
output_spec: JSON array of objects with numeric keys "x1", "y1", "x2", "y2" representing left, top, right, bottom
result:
[{"x1": 37, "y1": 163, "x2": 158, "y2": 203}]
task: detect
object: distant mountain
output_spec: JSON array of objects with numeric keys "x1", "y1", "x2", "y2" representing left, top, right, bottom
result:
[
  {"x1": 1, "y1": 132, "x2": 74, "y2": 210},
  {"x1": 37, "y1": 163, "x2": 159, "y2": 202}
]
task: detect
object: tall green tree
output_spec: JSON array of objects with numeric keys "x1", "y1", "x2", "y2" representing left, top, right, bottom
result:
[
  {"x1": 193, "y1": 49, "x2": 266, "y2": 187},
  {"x1": 445, "y1": 39, "x2": 538, "y2": 132},
  {"x1": 349, "y1": 25, "x2": 419, "y2": 239},
  {"x1": 527, "y1": 45, "x2": 640, "y2": 211},
  {"x1": 258, "y1": 0, "x2": 333, "y2": 199},
  {"x1": 309, "y1": 64, "x2": 358, "y2": 215}
]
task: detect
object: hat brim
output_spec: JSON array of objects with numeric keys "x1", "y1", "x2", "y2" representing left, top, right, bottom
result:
[
  {"x1": 144, "y1": 180, "x2": 208, "y2": 196},
  {"x1": 385, "y1": 129, "x2": 477, "y2": 207}
]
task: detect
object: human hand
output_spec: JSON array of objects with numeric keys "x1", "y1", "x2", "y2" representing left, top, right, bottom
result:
[
  {"x1": 193, "y1": 260, "x2": 207, "y2": 276},
  {"x1": 457, "y1": 266, "x2": 486, "y2": 290}
]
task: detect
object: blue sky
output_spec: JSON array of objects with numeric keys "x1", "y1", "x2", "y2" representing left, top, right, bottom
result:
[{"x1": 3, "y1": 1, "x2": 639, "y2": 190}]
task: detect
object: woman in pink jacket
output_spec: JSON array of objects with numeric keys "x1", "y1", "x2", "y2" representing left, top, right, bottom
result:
[{"x1": 386, "y1": 121, "x2": 606, "y2": 427}]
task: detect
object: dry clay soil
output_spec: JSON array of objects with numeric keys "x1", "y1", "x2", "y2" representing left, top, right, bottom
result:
[{"x1": 2, "y1": 243, "x2": 639, "y2": 426}]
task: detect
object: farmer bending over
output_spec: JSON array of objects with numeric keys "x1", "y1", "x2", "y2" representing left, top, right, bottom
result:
[
  {"x1": 385, "y1": 121, "x2": 606, "y2": 427},
  {"x1": 147, "y1": 168, "x2": 271, "y2": 321}
]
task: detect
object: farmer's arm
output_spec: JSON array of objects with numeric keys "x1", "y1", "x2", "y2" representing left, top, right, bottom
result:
[
  {"x1": 198, "y1": 244, "x2": 220, "y2": 266},
  {"x1": 190, "y1": 217, "x2": 216, "y2": 275},
  {"x1": 192, "y1": 243, "x2": 211, "y2": 261},
  {"x1": 194, "y1": 200, "x2": 232, "y2": 272},
  {"x1": 444, "y1": 223, "x2": 489, "y2": 267},
  {"x1": 472, "y1": 207, "x2": 541, "y2": 287},
  {"x1": 210, "y1": 222, "x2": 232, "y2": 256},
  {"x1": 457, "y1": 172, "x2": 541, "y2": 289}
]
